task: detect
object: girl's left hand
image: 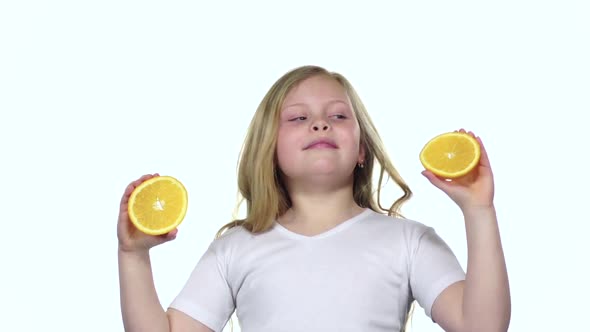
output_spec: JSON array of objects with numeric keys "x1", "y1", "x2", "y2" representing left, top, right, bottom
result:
[{"x1": 421, "y1": 129, "x2": 495, "y2": 212}]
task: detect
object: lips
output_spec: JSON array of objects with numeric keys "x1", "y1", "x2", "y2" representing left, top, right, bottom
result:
[{"x1": 304, "y1": 138, "x2": 338, "y2": 150}]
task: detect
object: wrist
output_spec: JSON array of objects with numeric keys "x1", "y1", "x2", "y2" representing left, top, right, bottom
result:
[
  {"x1": 118, "y1": 245, "x2": 150, "y2": 259},
  {"x1": 461, "y1": 204, "x2": 496, "y2": 217}
]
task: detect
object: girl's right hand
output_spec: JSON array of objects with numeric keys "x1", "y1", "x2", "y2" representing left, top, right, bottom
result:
[{"x1": 117, "y1": 173, "x2": 178, "y2": 253}]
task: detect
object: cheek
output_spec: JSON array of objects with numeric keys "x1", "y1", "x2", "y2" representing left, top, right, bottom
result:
[
  {"x1": 341, "y1": 123, "x2": 361, "y2": 148},
  {"x1": 354, "y1": 129, "x2": 362, "y2": 150},
  {"x1": 276, "y1": 128, "x2": 294, "y2": 159}
]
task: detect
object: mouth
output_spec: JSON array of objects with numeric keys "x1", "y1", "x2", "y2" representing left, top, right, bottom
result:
[{"x1": 304, "y1": 138, "x2": 338, "y2": 150}]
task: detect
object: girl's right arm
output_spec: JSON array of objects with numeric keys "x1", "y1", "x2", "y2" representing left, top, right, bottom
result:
[{"x1": 117, "y1": 174, "x2": 213, "y2": 332}]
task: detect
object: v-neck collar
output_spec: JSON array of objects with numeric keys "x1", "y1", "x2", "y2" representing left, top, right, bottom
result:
[{"x1": 273, "y1": 208, "x2": 373, "y2": 240}]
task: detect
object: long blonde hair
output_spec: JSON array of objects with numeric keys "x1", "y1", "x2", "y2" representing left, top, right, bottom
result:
[
  {"x1": 217, "y1": 65, "x2": 416, "y2": 331},
  {"x1": 217, "y1": 65, "x2": 412, "y2": 235}
]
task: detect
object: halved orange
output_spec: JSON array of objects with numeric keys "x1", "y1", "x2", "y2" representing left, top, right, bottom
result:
[
  {"x1": 419, "y1": 132, "x2": 481, "y2": 179},
  {"x1": 128, "y1": 176, "x2": 188, "y2": 235}
]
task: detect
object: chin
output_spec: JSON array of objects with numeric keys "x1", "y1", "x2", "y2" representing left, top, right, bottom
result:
[
  {"x1": 283, "y1": 168, "x2": 337, "y2": 179},
  {"x1": 307, "y1": 159, "x2": 342, "y2": 172},
  {"x1": 280, "y1": 159, "x2": 356, "y2": 179},
  {"x1": 298, "y1": 164, "x2": 352, "y2": 179}
]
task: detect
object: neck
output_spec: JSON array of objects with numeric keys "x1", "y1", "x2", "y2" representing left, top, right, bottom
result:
[{"x1": 278, "y1": 178, "x2": 366, "y2": 235}]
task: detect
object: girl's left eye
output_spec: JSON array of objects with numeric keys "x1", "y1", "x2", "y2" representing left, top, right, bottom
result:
[
  {"x1": 332, "y1": 114, "x2": 347, "y2": 119},
  {"x1": 289, "y1": 116, "x2": 307, "y2": 121}
]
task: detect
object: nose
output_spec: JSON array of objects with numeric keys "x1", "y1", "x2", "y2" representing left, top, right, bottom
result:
[{"x1": 311, "y1": 118, "x2": 330, "y2": 131}]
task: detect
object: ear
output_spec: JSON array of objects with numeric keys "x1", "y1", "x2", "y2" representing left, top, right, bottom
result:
[{"x1": 358, "y1": 142, "x2": 366, "y2": 163}]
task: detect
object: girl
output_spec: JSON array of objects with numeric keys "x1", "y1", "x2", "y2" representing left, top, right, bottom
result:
[{"x1": 118, "y1": 66, "x2": 511, "y2": 332}]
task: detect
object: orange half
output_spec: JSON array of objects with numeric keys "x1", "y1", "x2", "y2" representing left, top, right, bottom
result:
[
  {"x1": 128, "y1": 176, "x2": 188, "y2": 235},
  {"x1": 419, "y1": 132, "x2": 481, "y2": 179}
]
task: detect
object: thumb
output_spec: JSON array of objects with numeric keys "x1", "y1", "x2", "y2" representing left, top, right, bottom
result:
[
  {"x1": 146, "y1": 229, "x2": 178, "y2": 247},
  {"x1": 421, "y1": 170, "x2": 449, "y2": 191}
]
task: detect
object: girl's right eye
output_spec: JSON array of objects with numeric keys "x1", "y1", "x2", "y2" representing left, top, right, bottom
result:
[{"x1": 289, "y1": 116, "x2": 307, "y2": 121}]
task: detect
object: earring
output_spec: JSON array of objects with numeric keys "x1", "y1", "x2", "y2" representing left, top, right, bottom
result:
[{"x1": 357, "y1": 161, "x2": 365, "y2": 168}]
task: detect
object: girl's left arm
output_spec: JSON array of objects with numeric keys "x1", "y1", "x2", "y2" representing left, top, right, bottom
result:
[{"x1": 423, "y1": 130, "x2": 511, "y2": 332}]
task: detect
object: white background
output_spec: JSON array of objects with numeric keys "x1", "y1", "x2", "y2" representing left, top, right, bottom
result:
[{"x1": 1, "y1": 1, "x2": 589, "y2": 331}]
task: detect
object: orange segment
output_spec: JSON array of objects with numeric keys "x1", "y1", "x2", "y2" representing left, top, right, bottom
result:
[
  {"x1": 419, "y1": 132, "x2": 481, "y2": 179},
  {"x1": 128, "y1": 176, "x2": 188, "y2": 235}
]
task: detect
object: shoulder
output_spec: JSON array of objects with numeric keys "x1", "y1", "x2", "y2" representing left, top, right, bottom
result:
[
  {"x1": 362, "y1": 209, "x2": 433, "y2": 241},
  {"x1": 359, "y1": 210, "x2": 440, "y2": 256},
  {"x1": 208, "y1": 225, "x2": 255, "y2": 252},
  {"x1": 205, "y1": 223, "x2": 277, "y2": 261}
]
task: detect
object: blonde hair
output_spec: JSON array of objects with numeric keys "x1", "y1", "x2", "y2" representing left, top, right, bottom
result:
[{"x1": 217, "y1": 65, "x2": 415, "y2": 331}]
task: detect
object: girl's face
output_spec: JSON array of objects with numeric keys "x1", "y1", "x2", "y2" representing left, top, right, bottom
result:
[{"x1": 276, "y1": 75, "x2": 364, "y2": 184}]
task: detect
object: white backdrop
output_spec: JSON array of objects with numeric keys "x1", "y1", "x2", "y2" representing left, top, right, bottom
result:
[{"x1": 1, "y1": 1, "x2": 589, "y2": 331}]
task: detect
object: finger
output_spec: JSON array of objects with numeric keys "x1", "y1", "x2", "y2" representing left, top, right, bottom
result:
[
  {"x1": 132, "y1": 174, "x2": 155, "y2": 187},
  {"x1": 120, "y1": 182, "x2": 136, "y2": 205},
  {"x1": 120, "y1": 174, "x2": 157, "y2": 205},
  {"x1": 166, "y1": 228, "x2": 178, "y2": 238},
  {"x1": 476, "y1": 136, "x2": 491, "y2": 168},
  {"x1": 120, "y1": 182, "x2": 139, "y2": 206},
  {"x1": 164, "y1": 229, "x2": 178, "y2": 240}
]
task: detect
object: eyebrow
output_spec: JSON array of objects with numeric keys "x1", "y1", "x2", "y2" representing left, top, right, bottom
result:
[{"x1": 282, "y1": 99, "x2": 349, "y2": 110}]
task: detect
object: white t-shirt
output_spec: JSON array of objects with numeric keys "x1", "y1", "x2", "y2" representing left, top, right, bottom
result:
[{"x1": 169, "y1": 209, "x2": 465, "y2": 332}]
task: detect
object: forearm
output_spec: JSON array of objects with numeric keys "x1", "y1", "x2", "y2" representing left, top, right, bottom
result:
[
  {"x1": 118, "y1": 249, "x2": 170, "y2": 332},
  {"x1": 461, "y1": 206, "x2": 511, "y2": 331}
]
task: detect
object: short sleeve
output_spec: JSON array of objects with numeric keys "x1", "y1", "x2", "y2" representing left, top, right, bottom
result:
[
  {"x1": 168, "y1": 243, "x2": 235, "y2": 332},
  {"x1": 409, "y1": 226, "x2": 465, "y2": 319}
]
